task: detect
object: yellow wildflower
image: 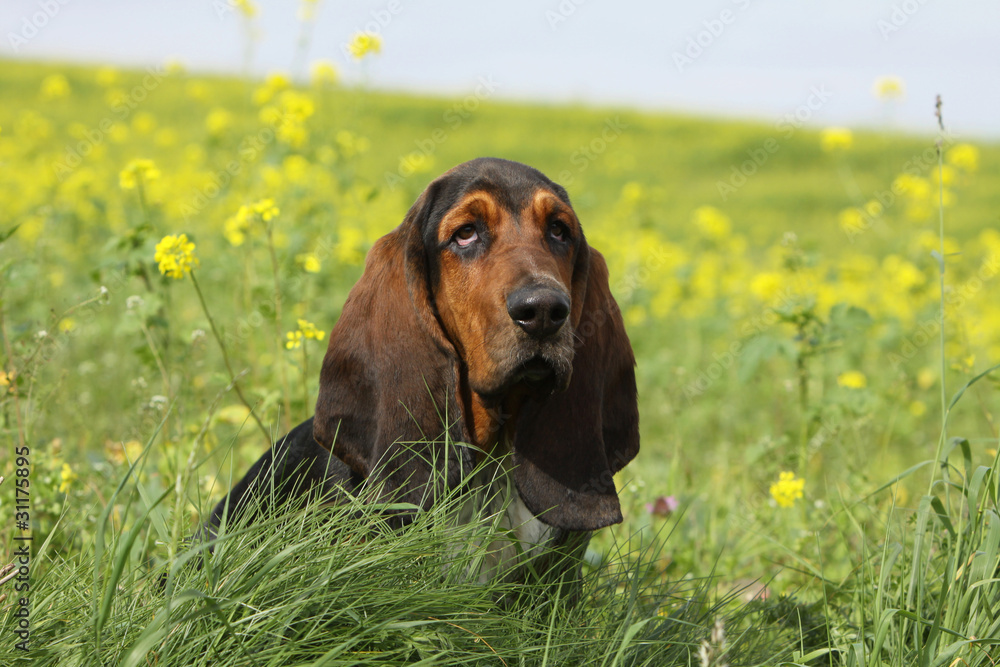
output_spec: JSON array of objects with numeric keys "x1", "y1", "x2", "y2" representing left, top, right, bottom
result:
[
  {"x1": 892, "y1": 174, "x2": 931, "y2": 200},
  {"x1": 59, "y1": 463, "x2": 78, "y2": 493},
  {"x1": 165, "y1": 59, "x2": 186, "y2": 76},
  {"x1": 946, "y1": 143, "x2": 979, "y2": 172},
  {"x1": 749, "y1": 271, "x2": 783, "y2": 302},
  {"x1": 917, "y1": 368, "x2": 935, "y2": 390},
  {"x1": 185, "y1": 81, "x2": 210, "y2": 101},
  {"x1": 154, "y1": 234, "x2": 199, "y2": 280},
  {"x1": 296, "y1": 253, "x2": 322, "y2": 273},
  {"x1": 253, "y1": 72, "x2": 292, "y2": 106},
  {"x1": 285, "y1": 319, "x2": 325, "y2": 349},
  {"x1": 233, "y1": 0, "x2": 257, "y2": 18},
  {"x1": 335, "y1": 130, "x2": 370, "y2": 157},
  {"x1": 872, "y1": 76, "x2": 904, "y2": 99},
  {"x1": 131, "y1": 111, "x2": 157, "y2": 134},
  {"x1": 348, "y1": 32, "x2": 382, "y2": 59},
  {"x1": 769, "y1": 472, "x2": 804, "y2": 508},
  {"x1": 41, "y1": 74, "x2": 71, "y2": 100},
  {"x1": 119, "y1": 159, "x2": 161, "y2": 190},
  {"x1": 311, "y1": 60, "x2": 339, "y2": 87},
  {"x1": 299, "y1": 0, "x2": 320, "y2": 21},
  {"x1": 0, "y1": 369, "x2": 12, "y2": 391},
  {"x1": 206, "y1": 108, "x2": 234, "y2": 136},
  {"x1": 820, "y1": 127, "x2": 853, "y2": 153},
  {"x1": 909, "y1": 400, "x2": 927, "y2": 417},
  {"x1": 225, "y1": 199, "x2": 279, "y2": 246},
  {"x1": 837, "y1": 370, "x2": 867, "y2": 389},
  {"x1": 692, "y1": 206, "x2": 731, "y2": 241},
  {"x1": 838, "y1": 207, "x2": 866, "y2": 234},
  {"x1": 96, "y1": 66, "x2": 119, "y2": 87},
  {"x1": 399, "y1": 152, "x2": 434, "y2": 175}
]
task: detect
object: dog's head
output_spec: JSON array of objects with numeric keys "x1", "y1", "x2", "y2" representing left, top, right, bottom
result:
[{"x1": 314, "y1": 158, "x2": 638, "y2": 531}]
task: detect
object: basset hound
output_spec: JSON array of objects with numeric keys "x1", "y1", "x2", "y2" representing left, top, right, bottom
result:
[{"x1": 204, "y1": 157, "x2": 639, "y2": 582}]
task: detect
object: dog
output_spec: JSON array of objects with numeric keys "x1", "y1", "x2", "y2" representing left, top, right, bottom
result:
[{"x1": 203, "y1": 157, "x2": 639, "y2": 583}]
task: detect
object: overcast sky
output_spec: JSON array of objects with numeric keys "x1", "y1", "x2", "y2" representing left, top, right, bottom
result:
[{"x1": 4, "y1": 0, "x2": 998, "y2": 138}]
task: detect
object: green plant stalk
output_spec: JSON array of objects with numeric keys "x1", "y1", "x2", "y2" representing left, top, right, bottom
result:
[
  {"x1": 926, "y1": 102, "x2": 950, "y2": 506},
  {"x1": 301, "y1": 344, "x2": 309, "y2": 417},
  {"x1": 797, "y1": 321, "x2": 809, "y2": 472},
  {"x1": 266, "y1": 223, "x2": 293, "y2": 432},
  {"x1": 189, "y1": 270, "x2": 269, "y2": 442}
]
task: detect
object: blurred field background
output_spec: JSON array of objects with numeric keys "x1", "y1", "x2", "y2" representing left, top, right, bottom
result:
[{"x1": 2, "y1": 2, "x2": 1000, "y2": 665}]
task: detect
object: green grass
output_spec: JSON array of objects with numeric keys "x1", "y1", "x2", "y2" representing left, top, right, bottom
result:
[{"x1": 1, "y1": 59, "x2": 1000, "y2": 665}]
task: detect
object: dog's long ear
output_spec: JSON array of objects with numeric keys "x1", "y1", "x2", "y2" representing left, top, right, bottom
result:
[
  {"x1": 313, "y1": 184, "x2": 472, "y2": 510},
  {"x1": 511, "y1": 246, "x2": 639, "y2": 531}
]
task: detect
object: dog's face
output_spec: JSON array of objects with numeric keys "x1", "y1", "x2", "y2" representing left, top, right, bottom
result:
[{"x1": 421, "y1": 159, "x2": 586, "y2": 400}]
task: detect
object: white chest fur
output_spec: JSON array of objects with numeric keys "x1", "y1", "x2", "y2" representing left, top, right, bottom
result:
[{"x1": 456, "y1": 448, "x2": 558, "y2": 583}]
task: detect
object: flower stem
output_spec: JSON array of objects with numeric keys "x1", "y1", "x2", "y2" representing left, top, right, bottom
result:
[
  {"x1": 266, "y1": 224, "x2": 292, "y2": 432},
  {"x1": 190, "y1": 270, "x2": 270, "y2": 442}
]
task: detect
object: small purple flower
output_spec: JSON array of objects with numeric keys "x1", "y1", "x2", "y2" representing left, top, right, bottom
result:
[{"x1": 646, "y1": 495, "x2": 679, "y2": 517}]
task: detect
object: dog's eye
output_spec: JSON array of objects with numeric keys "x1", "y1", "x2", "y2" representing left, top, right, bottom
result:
[
  {"x1": 454, "y1": 224, "x2": 479, "y2": 248},
  {"x1": 548, "y1": 220, "x2": 569, "y2": 242}
]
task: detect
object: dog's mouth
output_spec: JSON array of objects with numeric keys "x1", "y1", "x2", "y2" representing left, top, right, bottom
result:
[{"x1": 513, "y1": 356, "x2": 557, "y2": 385}]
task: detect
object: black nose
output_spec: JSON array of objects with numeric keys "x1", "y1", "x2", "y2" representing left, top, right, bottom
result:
[{"x1": 506, "y1": 286, "x2": 570, "y2": 339}]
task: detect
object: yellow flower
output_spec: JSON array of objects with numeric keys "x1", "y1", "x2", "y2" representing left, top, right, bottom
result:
[
  {"x1": 624, "y1": 305, "x2": 647, "y2": 327},
  {"x1": 154, "y1": 234, "x2": 199, "y2": 280},
  {"x1": 399, "y1": 152, "x2": 434, "y2": 175},
  {"x1": 0, "y1": 369, "x2": 12, "y2": 391},
  {"x1": 909, "y1": 400, "x2": 927, "y2": 417},
  {"x1": 253, "y1": 72, "x2": 292, "y2": 106},
  {"x1": 692, "y1": 206, "x2": 731, "y2": 241},
  {"x1": 225, "y1": 199, "x2": 279, "y2": 246},
  {"x1": 185, "y1": 81, "x2": 210, "y2": 101},
  {"x1": 206, "y1": 108, "x2": 234, "y2": 136},
  {"x1": 820, "y1": 127, "x2": 853, "y2": 153},
  {"x1": 770, "y1": 471, "x2": 804, "y2": 508},
  {"x1": 285, "y1": 319, "x2": 325, "y2": 350},
  {"x1": 59, "y1": 463, "x2": 78, "y2": 493},
  {"x1": 296, "y1": 253, "x2": 322, "y2": 273},
  {"x1": 41, "y1": 74, "x2": 71, "y2": 100},
  {"x1": 311, "y1": 60, "x2": 339, "y2": 87},
  {"x1": 233, "y1": 0, "x2": 257, "y2": 18},
  {"x1": 749, "y1": 271, "x2": 783, "y2": 302},
  {"x1": 873, "y1": 76, "x2": 904, "y2": 100},
  {"x1": 251, "y1": 198, "x2": 279, "y2": 221},
  {"x1": 892, "y1": 174, "x2": 931, "y2": 200},
  {"x1": 96, "y1": 66, "x2": 119, "y2": 87},
  {"x1": 837, "y1": 370, "x2": 867, "y2": 389},
  {"x1": 348, "y1": 32, "x2": 383, "y2": 59},
  {"x1": 838, "y1": 207, "x2": 866, "y2": 234},
  {"x1": 917, "y1": 368, "x2": 935, "y2": 390},
  {"x1": 946, "y1": 143, "x2": 979, "y2": 172},
  {"x1": 119, "y1": 159, "x2": 161, "y2": 190},
  {"x1": 299, "y1": 0, "x2": 320, "y2": 20}
]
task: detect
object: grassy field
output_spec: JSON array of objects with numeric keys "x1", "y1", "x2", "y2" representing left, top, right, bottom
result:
[{"x1": 1, "y1": 58, "x2": 999, "y2": 665}]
